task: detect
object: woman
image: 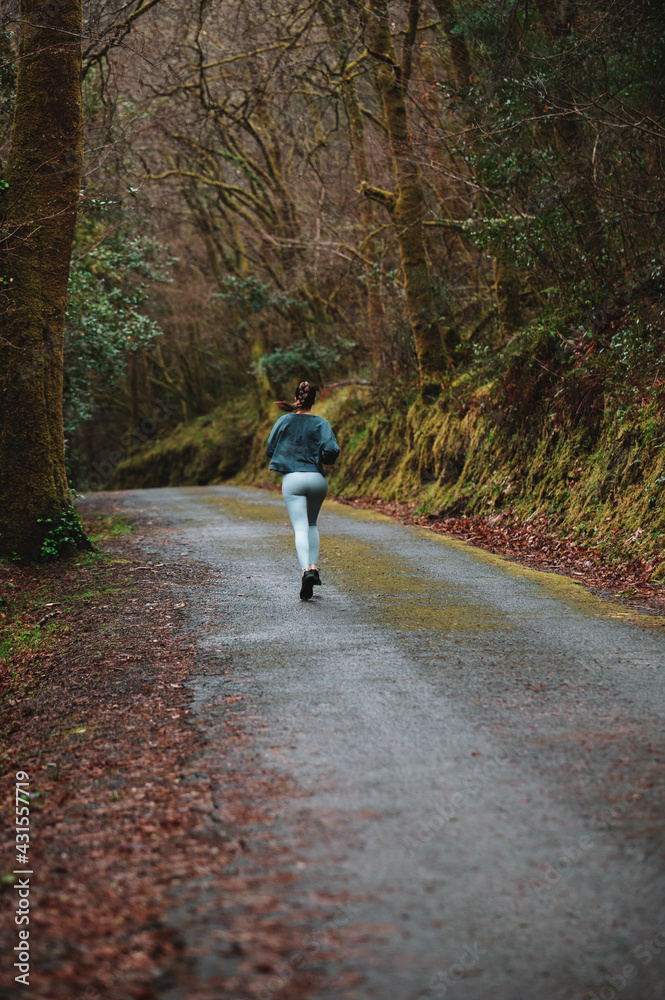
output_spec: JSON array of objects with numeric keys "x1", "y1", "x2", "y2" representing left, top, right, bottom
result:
[{"x1": 266, "y1": 381, "x2": 340, "y2": 600}]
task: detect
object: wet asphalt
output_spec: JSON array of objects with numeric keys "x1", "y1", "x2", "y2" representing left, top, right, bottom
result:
[{"x1": 99, "y1": 485, "x2": 665, "y2": 1000}]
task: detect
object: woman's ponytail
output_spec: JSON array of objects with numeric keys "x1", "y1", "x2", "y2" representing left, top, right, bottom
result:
[{"x1": 275, "y1": 380, "x2": 317, "y2": 413}]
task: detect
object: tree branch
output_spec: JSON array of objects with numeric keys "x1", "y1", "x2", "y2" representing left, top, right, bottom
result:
[{"x1": 360, "y1": 180, "x2": 396, "y2": 212}]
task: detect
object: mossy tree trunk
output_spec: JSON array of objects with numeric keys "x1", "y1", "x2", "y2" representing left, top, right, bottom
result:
[
  {"x1": 0, "y1": 0, "x2": 88, "y2": 561},
  {"x1": 430, "y1": 0, "x2": 472, "y2": 90},
  {"x1": 345, "y1": 91, "x2": 388, "y2": 367},
  {"x1": 363, "y1": 0, "x2": 454, "y2": 385}
]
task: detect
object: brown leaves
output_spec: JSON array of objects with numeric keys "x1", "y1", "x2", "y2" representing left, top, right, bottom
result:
[{"x1": 0, "y1": 508, "x2": 356, "y2": 999}]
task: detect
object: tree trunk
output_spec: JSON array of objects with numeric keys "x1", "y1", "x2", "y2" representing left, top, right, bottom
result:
[
  {"x1": 323, "y1": 0, "x2": 388, "y2": 368},
  {"x1": 493, "y1": 257, "x2": 522, "y2": 341},
  {"x1": 0, "y1": 0, "x2": 88, "y2": 561},
  {"x1": 364, "y1": 0, "x2": 453, "y2": 384},
  {"x1": 533, "y1": 0, "x2": 604, "y2": 270},
  {"x1": 430, "y1": 0, "x2": 472, "y2": 91},
  {"x1": 431, "y1": 0, "x2": 524, "y2": 341},
  {"x1": 342, "y1": 76, "x2": 389, "y2": 370}
]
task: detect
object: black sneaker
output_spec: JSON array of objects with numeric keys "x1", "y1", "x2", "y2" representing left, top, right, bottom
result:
[
  {"x1": 300, "y1": 570, "x2": 316, "y2": 601},
  {"x1": 311, "y1": 569, "x2": 321, "y2": 586}
]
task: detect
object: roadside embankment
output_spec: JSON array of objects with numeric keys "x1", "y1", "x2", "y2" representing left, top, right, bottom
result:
[
  {"x1": 109, "y1": 366, "x2": 665, "y2": 576},
  {"x1": 110, "y1": 404, "x2": 260, "y2": 489}
]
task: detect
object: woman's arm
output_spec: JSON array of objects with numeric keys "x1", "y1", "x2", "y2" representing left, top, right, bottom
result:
[
  {"x1": 321, "y1": 424, "x2": 340, "y2": 465},
  {"x1": 266, "y1": 416, "x2": 285, "y2": 458}
]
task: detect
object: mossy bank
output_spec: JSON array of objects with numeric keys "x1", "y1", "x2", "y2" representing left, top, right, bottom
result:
[
  {"x1": 109, "y1": 368, "x2": 665, "y2": 571},
  {"x1": 110, "y1": 405, "x2": 260, "y2": 489}
]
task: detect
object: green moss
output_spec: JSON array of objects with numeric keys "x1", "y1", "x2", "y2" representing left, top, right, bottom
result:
[
  {"x1": 0, "y1": 618, "x2": 60, "y2": 666},
  {"x1": 424, "y1": 529, "x2": 663, "y2": 630},
  {"x1": 109, "y1": 404, "x2": 260, "y2": 489},
  {"x1": 319, "y1": 531, "x2": 511, "y2": 633},
  {"x1": 88, "y1": 515, "x2": 133, "y2": 542},
  {"x1": 198, "y1": 494, "x2": 287, "y2": 524}
]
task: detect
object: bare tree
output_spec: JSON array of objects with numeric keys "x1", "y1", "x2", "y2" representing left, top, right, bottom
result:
[{"x1": 0, "y1": 0, "x2": 88, "y2": 560}]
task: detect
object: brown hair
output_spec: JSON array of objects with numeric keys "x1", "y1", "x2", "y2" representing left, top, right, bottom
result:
[{"x1": 275, "y1": 380, "x2": 317, "y2": 413}]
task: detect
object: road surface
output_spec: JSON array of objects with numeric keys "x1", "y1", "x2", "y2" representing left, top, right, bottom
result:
[{"x1": 97, "y1": 485, "x2": 665, "y2": 1000}]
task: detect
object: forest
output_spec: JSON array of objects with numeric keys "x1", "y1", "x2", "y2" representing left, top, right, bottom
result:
[
  {"x1": 2, "y1": 0, "x2": 665, "y2": 562},
  {"x1": 3, "y1": 6, "x2": 665, "y2": 996}
]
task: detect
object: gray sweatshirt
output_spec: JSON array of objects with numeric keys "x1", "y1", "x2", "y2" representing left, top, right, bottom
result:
[{"x1": 266, "y1": 413, "x2": 340, "y2": 475}]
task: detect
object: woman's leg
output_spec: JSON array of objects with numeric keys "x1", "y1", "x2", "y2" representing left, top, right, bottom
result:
[
  {"x1": 308, "y1": 524, "x2": 320, "y2": 567},
  {"x1": 304, "y1": 474, "x2": 328, "y2": 567},
  {"x1": 282, "y1": 474, "x2": 311, "y2": 570}
]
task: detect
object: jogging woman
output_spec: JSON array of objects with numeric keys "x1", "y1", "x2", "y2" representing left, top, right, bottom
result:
[{"x1": 266, "y1": 381, "x2": 340, "y2": 600}]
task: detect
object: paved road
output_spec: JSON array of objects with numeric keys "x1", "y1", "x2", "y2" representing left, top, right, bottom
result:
[{"x1": 100, "y1": 485, "x2": 665, "y2": 1000}]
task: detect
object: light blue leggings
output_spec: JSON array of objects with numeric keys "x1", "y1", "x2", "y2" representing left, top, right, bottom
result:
[{"x1": 282, "y1": 472, "x2": 328, "y2": 570}]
